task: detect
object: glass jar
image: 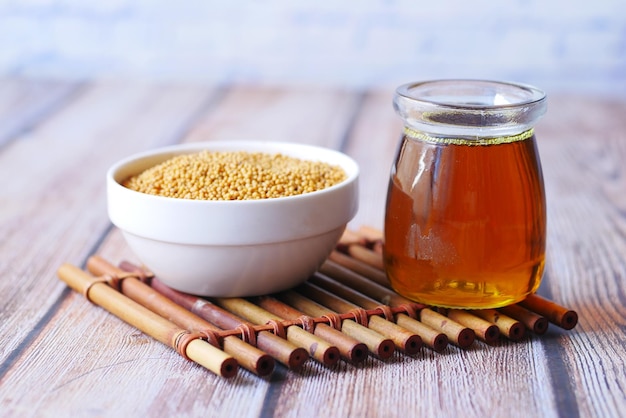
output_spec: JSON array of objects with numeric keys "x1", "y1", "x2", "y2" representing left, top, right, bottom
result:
[{"x1": 384, "y1": 80, "x2": 547, "y2": 309}]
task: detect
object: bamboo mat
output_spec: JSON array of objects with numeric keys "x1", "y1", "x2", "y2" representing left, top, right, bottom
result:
[{"x1": 57, "y1": 227, "x2": 578, "y2": 379}]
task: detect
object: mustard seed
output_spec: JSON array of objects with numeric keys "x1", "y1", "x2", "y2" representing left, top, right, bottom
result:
[{"x1": 123, "y1": 150, "x2": 347, "y2": 200}]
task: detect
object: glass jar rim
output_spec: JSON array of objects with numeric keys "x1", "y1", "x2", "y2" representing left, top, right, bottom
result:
[
  {"x1": 396, "y1": 79, "x2": 546, "y2": 110},
  {"x1": 393, "y1": 79, "x2": 547, "y2": 137}
]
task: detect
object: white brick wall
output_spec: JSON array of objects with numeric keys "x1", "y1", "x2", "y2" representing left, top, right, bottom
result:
[{"x1": 1, "y1": 0, "x2": 625, "y2": 96}]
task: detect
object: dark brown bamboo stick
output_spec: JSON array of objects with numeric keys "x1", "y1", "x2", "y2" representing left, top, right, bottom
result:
[
  {"x1": 143, "y1": 275, "x2": 308, "y2": 371},
  {"x1": 329, "y1": 250, "x2": 390, "y2": 288},
  {"x1": 471, "y1": 309, "x2": 526, "y2": 341},
  {"x1": 277, "y1": 290, "x2": 396, "y2": 359},
  {"x1": 309, "y1": 273, "x2": 448, "y2": 352},
  {"x1": 356, "y1": 226, "x2": 385, "y2": 254},
  {"x1": 86, "y1": 256, "x2": 274, "y2": 376},
  {"x1": 319, "y1": 260, "x2": 412, "y2": 307},
  {"x1": 57, "y1": 263, "x2": 238, "y2": 378},
  {"x1": 213, "y1": 297, "x2": 341, "y2": 368},
  {"x1": 346, "y1": 244, "x2": 384, "y2": 270},
  {"x1": 320, "y1": 260, "x2": 475, "y2": 348},
  {"x1": 436, "y1": 308, "x2": 500, "y2": 345},
  {"x1": 499, "y1": 304, "x2": 549, "y2": 335},
  {"x1": 297, "y1": 282, "x2": 423, "y2": 355},
  {"x1": 519, "y1": 293, "x2": 578, "y2": 330},
  {"x1": 254, "y1": 295, "x2": 368, "y2": 363},
  {"x1": 357, "y1": 225, "x2": 384, "y2": 242}
]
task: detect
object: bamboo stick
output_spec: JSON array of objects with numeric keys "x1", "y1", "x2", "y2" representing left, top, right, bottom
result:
[
  {"x1": 298, "y1": 282, "x2": 423, "y2": 355},
  {"x1": 309, "y1": 273, "x2": 448, "y2": 352},
  {"x1": 519, "y1": 293, "x2": 578, "y2": 330},
  {"x1": 144, "y1": 274, "x2": 308, "y2": 371},
  {"x1": 345, "y1": 244, "x2": 384, "y2": 270},
  {"x1": 357, "y1": 225, "x2": 384, "y2": 242},
  {"x1": 277, "y1": 290, "x2": 395, "y2": 359},
  {"x1": 57, "y1": 263, "x2": 237, "y2": 378},
  {"x1": 213, "y1": 297, "x2": 341, "y2": 368},
  {"x1": 394, "y1": 313, "x2": 449, "y2": 353},
  {"x1": 499, "y1": 304, "x2": 549, "y2": 335},
  {"x1": 338, "y1": 228, "x2": 367, "y2": 247},
  {"x1": 320, "y1": 260, "x2": 414, "y2": 307},
  {"x1": 254, "y1": 296, "x2": 368, "y2": 363},
  {"x1": 320, "y1": 260, "x2": 475, "y2": 348},
  {"x1": 471, "y1": 309, "x2": 526, "y2": 341},
  {"x1": 436, "y1": 309, "x2": 500, "y2": 345},
  {"x1": 86, "y1": 256, "x2": 274, "y2": 376},
  {"x1": 328, "y1": 251, "x2": 390, "y2": 288},
  {"x1": 418, "y1": 308, "x2": 476, "y2": 348},
  {"x1": 356, "y1": 226, "x2": 384, "y2": 254}
]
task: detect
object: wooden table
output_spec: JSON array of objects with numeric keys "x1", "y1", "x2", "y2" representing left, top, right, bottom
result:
[{"x1": 1, "y1": 78, "x2": 625, "y2": 418}]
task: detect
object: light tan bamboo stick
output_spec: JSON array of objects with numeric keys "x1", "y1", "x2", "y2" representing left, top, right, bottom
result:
[
  {"x1": 519, "y1": 293, "x2": 578, "y2": 330},
  {"x1": 499, "y1": 304, "x2": 549, "y2": 335},
  {"x1": 435, "y1": 308, "x2": 500, "y2": 345},
  {"x1": 213, "y1": 297, "x2": 340, "y2": 367},
  {"x1": 57, "y1": 263, "x2": 237, "y2": 378},
  {"x1": 309, "y1": 273, "x2": 448, "y2": 352},
  {"x1": 393, "y1": 309, "x2": 449, "y2": 352},
  {"x1": 86, "y1": 256, "x2": 274, "y2": 376},
  {"x1": 254, "y1": 296, "x2": 368, "y2": 363},
  {"x1": 471, "y1": 309, "x2": 526, "y2": 341},
  {"x1": 415, "y1": 308, "x2": 475, "y2": 348},
  {"x1": 297, "y1": 282, "x2": 423, "y2": 355},
  {"x1": 276, "y1": 290, "x2": 396, "y2": 359},
  {"x1": 320, "y1": 260, "x2": 475, "y2": 348}
]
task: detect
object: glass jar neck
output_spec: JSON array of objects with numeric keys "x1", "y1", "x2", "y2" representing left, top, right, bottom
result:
[{"x1": 394, "y1": 80, "x2": 547, "y2": 138}]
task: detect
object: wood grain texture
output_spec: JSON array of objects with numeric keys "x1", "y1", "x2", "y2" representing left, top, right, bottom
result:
[
  {"x1": 0, "y1": 81, "x2": 625, "y2": 417},
  {"x1": 0, "y1": 78, "x2": 83, "y2": 148}
]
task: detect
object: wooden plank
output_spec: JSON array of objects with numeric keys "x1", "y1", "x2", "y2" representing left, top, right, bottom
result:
[
  {"x1": 183, "y1": 84, "x2": 362, "y2": 149},
  {"x1": 0, "y1": 78, "x2": 81, "y2": 147},
  {"x1": 533, "y1": 95, "x2": 626, "y2": 418}
]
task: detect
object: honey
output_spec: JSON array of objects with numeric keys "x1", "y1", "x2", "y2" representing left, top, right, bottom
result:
[{"x1": 384, "y1": 129, "x2": 546, "y2": 308}]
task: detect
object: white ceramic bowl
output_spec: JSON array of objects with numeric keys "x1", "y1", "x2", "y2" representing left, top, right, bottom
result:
[{"x1": 107, "y1": 141, "x2": 359, "y2": 297}]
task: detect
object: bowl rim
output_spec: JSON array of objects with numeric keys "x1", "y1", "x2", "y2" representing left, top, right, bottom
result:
[
  {"x1": 108, "y1": 140, "x2": 359, "y2": 205},
  {"x1": 107, "y1": 140, "x2": 360, "y2": 245}
]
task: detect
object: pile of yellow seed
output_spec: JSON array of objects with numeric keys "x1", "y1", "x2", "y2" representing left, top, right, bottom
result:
[{"x1": 123, "y1": 150, "x2": 347, "y2": 200}]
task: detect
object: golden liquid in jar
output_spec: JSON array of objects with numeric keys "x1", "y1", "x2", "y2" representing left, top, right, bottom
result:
[{"x1": 384, "y1": 129, "x2": 546, "y2": 309}]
